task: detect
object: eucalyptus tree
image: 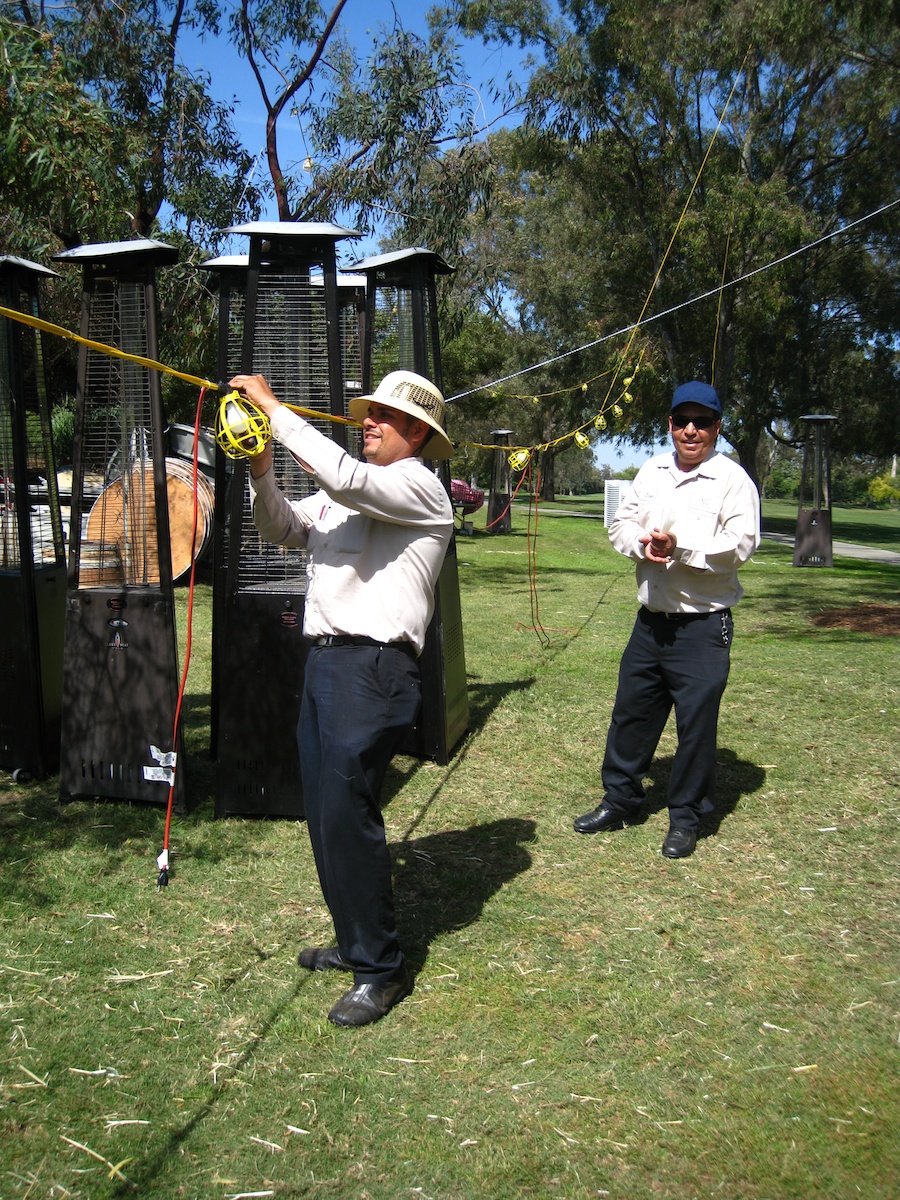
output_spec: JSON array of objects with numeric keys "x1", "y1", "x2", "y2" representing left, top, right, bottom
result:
[
  {"x1": 0, "y1": 16, "x2": 124, "y2": 258},
  {"x1": 13, "y1": 1, "x2": 259, "y2": 247},
  {"x1": 229, "y1": 0, "x2": 495, "y2": 255},
  {"x1": 439, "y1": 0, "x2": 900, "y2": 482},
  {"x1": 5, "y1": 3, "x2": 263, "y2": 416}
]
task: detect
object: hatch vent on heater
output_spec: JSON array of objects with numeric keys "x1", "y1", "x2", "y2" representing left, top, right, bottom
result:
[{"x1": 79, "y1": 758, "x2": 138, "y2": 785}]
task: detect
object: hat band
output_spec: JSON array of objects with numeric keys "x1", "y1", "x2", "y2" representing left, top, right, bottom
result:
[{"x1": 389, "y1": 381, "x2": 444, "y2": 427}]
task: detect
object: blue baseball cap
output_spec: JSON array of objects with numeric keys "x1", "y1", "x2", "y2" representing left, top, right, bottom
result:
[{"x1": 671, "y1": 381, "x2": 722, "y2": 415}]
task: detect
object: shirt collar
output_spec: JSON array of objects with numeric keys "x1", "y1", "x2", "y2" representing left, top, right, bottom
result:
[{"x1": 663, "y1": 447, "x2": 720, "y2": 479}]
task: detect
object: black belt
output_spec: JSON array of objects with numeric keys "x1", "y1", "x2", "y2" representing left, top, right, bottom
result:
[
  {"x1": 641, "y1": 607, "x2": 730, "y2": 622},
  {"x1": 310, "y1": 634, "x2": 416, "y2": 655}
]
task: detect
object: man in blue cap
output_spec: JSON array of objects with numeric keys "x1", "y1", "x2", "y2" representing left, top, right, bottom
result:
[{"x1": 573, "y1": 381, "x2": 760, "y2": 857}]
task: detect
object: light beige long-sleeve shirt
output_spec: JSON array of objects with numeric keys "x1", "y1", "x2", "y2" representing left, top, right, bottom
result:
[
  {"x1": 610, "y1": 448, "x2": 760, "y2": 614},
  {"x1": 248, "y1": 407, "x2": 453, "y2": 655}
]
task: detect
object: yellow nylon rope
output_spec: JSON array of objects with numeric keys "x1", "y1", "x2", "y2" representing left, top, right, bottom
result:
[
  {"x1": 0, "y1": 301, "x2": 221, "y2": 391},
  {"x1": 0, "y1": 301, "x2": 360, "y2": 428}
]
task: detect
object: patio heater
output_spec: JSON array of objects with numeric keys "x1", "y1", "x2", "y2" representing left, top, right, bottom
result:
[
  {"x1": 793, "y1": 414, "x2": 838, "y2": 568},
  {"x1": 350, "y1": 247, "x2": 469, "y2": 764},
  {"x1": 52, "y1": 239, "x2": 185, "y2": 807},
  {"x1": 488, "y1": 429, "x2": 514, "y2": 533},
  {"x1": 0, "y1": 257, "x2": 66, "y2": 779},
  {"x1": 335, "y1": 271, "x2": 367, "y2": 462},
  {"x1": 203, "y1": 222, "x2": 357, "y2": 818}
]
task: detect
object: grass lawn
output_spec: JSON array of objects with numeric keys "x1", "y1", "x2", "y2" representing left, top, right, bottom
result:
[
  {"x1": 1, "y1": 505, "x2": 898, "y2": 1199},
  {"x1": 521, "y1": 493, "x2": 900, "y2": 555}
]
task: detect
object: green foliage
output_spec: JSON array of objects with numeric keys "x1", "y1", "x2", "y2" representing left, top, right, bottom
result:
[
  {"x1": 615, "y1": 463, "x2": 639, "y2": 481},
  {"x1": 2, "y1": 3, "x2": 260, "y2": 256},
  {"x1": 552, "y1": 440, "x2": 606, "y2": 493},
  {"x1": 443, "y1": 0, "x2": 900, "y2": 482},
  {"x1": 228, "y1": 1, "x2": 495, "y2": 255},
  {"x1": 50, "y1": 400, "x2": 77, "y2": 467},
  {"x1": 830, "y1": 460, "x2": 878, "y2": 506},
  {"x1": 39, "y1": 0, "x2": 260, "y2": 241},
  {"x1": 868, "y1": 472, "x2": 900, "y2": 506},
  {"x1": 0, "y1": 16, "x2": 125, "y2": 256}
]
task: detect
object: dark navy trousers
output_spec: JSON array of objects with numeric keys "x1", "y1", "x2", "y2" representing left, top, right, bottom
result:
[
  {"x1": 297, "y1": 643, "x2": 421, "y2": 986},
  {"x1": 601, "y1": 607, "x2": 733, "y2": 830}
]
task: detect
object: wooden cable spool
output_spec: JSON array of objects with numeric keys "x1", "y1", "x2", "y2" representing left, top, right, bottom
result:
[{"x1": 83, "y1": 457, "x2": 215, "y2": 585}]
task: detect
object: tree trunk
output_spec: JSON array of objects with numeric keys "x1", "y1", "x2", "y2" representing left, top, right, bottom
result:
[{"x1": 539, "y1": 449, "x2": 556, "y2": 500}]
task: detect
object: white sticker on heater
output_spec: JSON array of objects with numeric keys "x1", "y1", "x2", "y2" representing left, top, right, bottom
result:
[
  {"x1": 144, "y1": 765, "x2": 174, "y2": 783},
  {"x1": 150, "y1": 746, "x2": 177, "y2": 767}
]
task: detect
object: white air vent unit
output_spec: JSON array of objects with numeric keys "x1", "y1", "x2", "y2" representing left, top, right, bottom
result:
[{"x1": 604, "y1": 480, "x2": 632, "y2": 527}]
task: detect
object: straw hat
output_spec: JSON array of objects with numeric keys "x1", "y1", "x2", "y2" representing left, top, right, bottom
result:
[{"x1": 348, "y1": 370, "x2": 453, "y2": 460}]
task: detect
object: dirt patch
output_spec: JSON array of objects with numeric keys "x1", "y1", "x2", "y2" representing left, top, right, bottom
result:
[{"x1": 812, "y1": 604, "x2": 900, "y2": 634}]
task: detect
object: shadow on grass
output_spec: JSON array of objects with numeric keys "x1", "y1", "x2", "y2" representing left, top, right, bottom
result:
[
  {"x1": 461, "y1": 561, "x2": 620, "y2": 591},
  {"x1": 391, "y1": 817, "x2": 537, "y2": 974},
  {"x1": 628, "y1": 746, "x2": 766, "y2": 841},
  {"x1": 381, "y1": 674, "x2": 537, "y2": 809},
  {"x1": 110, "y1": 971, "x2": 309, "y2": 1200},
  {"x1": 0, "y1": 670, "x2": 536, "y2": 908},
  {"x1": 103, "y1": 820, "x2": 535, "y2": 1196},
  {"x1": 763, "y1": 514, "x2": 900, "y2": 552}
]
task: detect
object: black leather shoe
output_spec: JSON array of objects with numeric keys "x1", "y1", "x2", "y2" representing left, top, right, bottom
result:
[
  {"x1": 327, "y1": 968, "x2": 413, "y2": 1027},
  {"x1": 661, "y1": 827, "x2": 697, "y2": 858},
  {"x1": 573, "y1": 802, "x2": 625, "y2": 834},
  {"x1": 298, "y1": 946, "x2": 351, "y2": 972}
]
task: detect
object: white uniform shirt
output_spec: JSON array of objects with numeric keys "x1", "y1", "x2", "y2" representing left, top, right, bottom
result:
[
  {"x1": 249, "y1": 407, "x2": 453, "y2": 655},
  {"x1": 610, "y1": 448, "x2": 760, "y2": 614}
]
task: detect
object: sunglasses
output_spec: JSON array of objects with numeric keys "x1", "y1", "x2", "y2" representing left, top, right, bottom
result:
[{"x1": 671, "y1": 413, "x2": 719, "y2": 430}]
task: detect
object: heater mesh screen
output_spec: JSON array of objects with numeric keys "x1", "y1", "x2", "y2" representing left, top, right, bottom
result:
[
  {"x1": 339, "y1": 291, "x2": 363, "y2": 460},
  {"x1": 75, "y1": 279, "x2": 163, "y2": 587},
  {"x1": 224, "y1": 272, "x2": 337, "y2": 591},
  {"x1": 0, "y1": 292, "x2": 65, "y2": 570},
  {"x1": 370, "y1": 285, "x2": 437, "y2": 385}
]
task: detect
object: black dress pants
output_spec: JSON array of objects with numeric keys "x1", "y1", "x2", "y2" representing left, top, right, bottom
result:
[
  {"x1": 297, "y1": 643, "x2": 421, "y2": 986},
  {"x1": 601, "y1": 607, "x2": 733, "y2": 830}
]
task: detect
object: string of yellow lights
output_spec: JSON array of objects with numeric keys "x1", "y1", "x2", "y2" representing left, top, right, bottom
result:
[{"x1": 457, "y1": 44, "x2": 755, "y2": 473}]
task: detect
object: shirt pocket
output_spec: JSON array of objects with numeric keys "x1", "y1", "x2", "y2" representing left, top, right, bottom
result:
[
  {"x1": 686, "y1": 490, "x2": 721, "y2": 537},
  {"x1": 329, "y1": 510, "x2": 368, "y2": 555}
]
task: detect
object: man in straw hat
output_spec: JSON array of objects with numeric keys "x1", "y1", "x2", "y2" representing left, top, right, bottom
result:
[{"x1": 229, "y1": 369, "x2": 454, "y2": 1026}]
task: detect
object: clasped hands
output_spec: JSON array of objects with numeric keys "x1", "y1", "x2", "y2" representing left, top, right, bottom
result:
[{"x1": 640, "y1": 528, "x2": 676, "y2": 563}]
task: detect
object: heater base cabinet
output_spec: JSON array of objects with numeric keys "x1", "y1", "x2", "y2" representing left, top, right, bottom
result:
[
  {"x1": 0, "y1": 566, "x2": 66, "y2": 779},
  {"x1": 793, "y1": 509, "x2": 833, "y2": 568},
  {"x1": 214, "y1": 590, "x2": 308, "y2": 819},
  {"x1": 402, "y1": 539, "x2": 469, "y2": 765},
  {"x1": 58, "y1": 588, "x2": 184, "y2": 808}
]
